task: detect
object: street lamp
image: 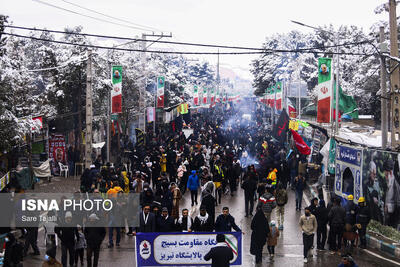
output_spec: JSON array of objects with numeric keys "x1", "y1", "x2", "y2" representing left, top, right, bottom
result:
[{"x1": 291, "y1": 20, "x2": 340, "y2": 135}]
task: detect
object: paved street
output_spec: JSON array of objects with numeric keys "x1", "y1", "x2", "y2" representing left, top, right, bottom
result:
[{"x1": 22, "y1": 177, "x2": 398, "y2": 266}]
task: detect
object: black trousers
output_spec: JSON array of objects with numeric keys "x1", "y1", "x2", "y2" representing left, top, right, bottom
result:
[
  {"x1": 190, "y1": 190, "x2": 198, "y2": 205},
  {"x1": 216, "y1": 188, "x2": 222, "y2": 204},
  {"x1": 358, "y1": 224, "x2": 367, "y2": 247},
  {"x1": 75, "y1": 248, "x2": 84, "y2": 265},
  {"x1": 317, "y1": 225, "x2": 327, "y2": 249},
  {"x1": 303, "y1": 233, "x2": 314, "y2": 258},
  {"x1": 329, "y1": 224, "x2": 343, "y2": 251},
  {"x1": 61, "y1": 244, "x2": 75, "y2": 267},
  {"x1": 87, "y1": 247, "x2": 100, "y2": 267},
  {"x1": 244, "y1": 194, "x2": 254, "y2": 216},
  {"x1": 254, "y1": 246, "x2": 263, "y2": 263},
  {"x1": 24, "y1": 227, "x2": 39, "y2": 254},
  {"x1": 267, "y1": 245, "x2": 275, "y2": 254}
]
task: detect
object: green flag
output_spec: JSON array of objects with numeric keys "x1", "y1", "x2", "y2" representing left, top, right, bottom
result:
[{"x1": 333, "y1": 84, "x2": 359, "y2": 119}]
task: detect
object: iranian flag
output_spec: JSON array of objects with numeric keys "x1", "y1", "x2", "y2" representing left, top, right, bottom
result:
[
  {"x1": 210, "y1": 88, "x2": 215, "y2": 104},
  {"x1": 193, "y1": 85, "x2": 199, "y2": 105},
  {"x1": 156, "y1": 76, "x2": 165, "y2": 108},
  {"x1": 203, "y1": 88, "x2": 208, "y2": 104},
  {"x1": 317, "y1": 58, "x2": 333, "y2": 123},
  {"x1": 275, "y1": 82, "x2": 282, "y2": 110},
  {"x1": 269, "y1": 86, "x2": 275, "y2": 108},
  {"x1": 287, "y1": 98, "x2": 297, "y2": 118},
  {"x1": 111, "y1": 66, "x2": 122, "y2": 114}
]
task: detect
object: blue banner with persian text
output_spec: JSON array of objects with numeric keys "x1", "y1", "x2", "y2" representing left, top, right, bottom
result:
[
  {"x1": 135, "y1": 232, "x2": 242, "y2": 266},
  {"x1": 336, "y1": 145, "x2": 362, "y2": 166}
]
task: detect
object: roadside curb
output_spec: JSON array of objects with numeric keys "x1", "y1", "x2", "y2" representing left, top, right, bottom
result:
[
  {"x1": 365, "y1": 234, "x2": 400, "y2": 260},
  {"x1": 305, "y1": 183, "x2": 400, "y2": 264}
]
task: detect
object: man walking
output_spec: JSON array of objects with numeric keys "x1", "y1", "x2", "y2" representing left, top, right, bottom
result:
[
  {"x1": 314, "y1": 199, "x2": 329, "y2": 250},
  {"x1": 275, "y1": 182, "x2": 288, "y2": 229},
  {"x1": 215, "y1": 207, "x2": 241, "y2": 232},
  {"x1": 242, "y1": 173, "x2": 257, "y2": 217},
  {"x1": 294, "y1": 174, "x2": 305, "y2": 211},
  {"x1": 258, "y1": 187, "x2": 276, "y2": 222},
  {"x1": 299, "y1": 207, "x2": 317, "y2": 263},
  {"x1": 328, "y1": 197, "x2": 346, "y2": 253},
  {"x1": 204, "y1": 234, "x2": 234, "y2": 267}
]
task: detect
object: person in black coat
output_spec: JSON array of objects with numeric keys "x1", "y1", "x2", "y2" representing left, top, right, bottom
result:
[
  {"x1": 201, "y1": 189, "x2": 216, "y2": 223},
  {"x1": 328, "y1": 198, "x2": 346, "y2": 251},
  {"x1": 156, "y1": 207, "x2": 175, "y2": 232},
  {"x1": 84, "y1": 213, "x2": 106, "y2": 267},
  {"x1": 308, "y1": 198, "x2": 318, "y2": 215},
  {"x1": 55, "y1": 212, "x2": 79, "y2": 267},
  {"x1": 138, "y1": 205, "x2": 156, "y2": 233},
  {"x1": 215, "y1": 207, "x2": 241, "y2": 232},
  {"x1": 204, "y1": 234, "x2": 234, "y2": 267},
  {"x1": 192, "y1": 206, "x2": 214, "y2": 232},
  {"x1": 314, "y1": 199, "x2": 329, "y2": 250},
  {"x1": 242, "y1": 173, "x2": 257, "y2": 217},
  {"x1": 250, "y1": 205, "x2": 270, "y2": 264}
]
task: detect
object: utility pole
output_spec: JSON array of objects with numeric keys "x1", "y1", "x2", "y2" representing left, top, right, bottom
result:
[
  {"x1": 140, "y1": 32, "x2": 172, "y2": 132},
  {"x1": 389, "y1": 0, "x2": 400, "y2": 148},
  {"x1": 217, "y1": 50, "x2": 220, "y2": 96},
  {"x1": 334, "y1": 33, "x2": 340, "y2": 134},
  {"x1": 380, "y1": 26, "x2": 388, "y2": 149},
  {"x1": 85, "y1": 49, "x2": 93, "y2": 169}
]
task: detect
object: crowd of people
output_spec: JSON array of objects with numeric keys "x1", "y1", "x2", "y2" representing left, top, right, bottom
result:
[{"x1": 1, "y1": 102, "x2": 368, "y2": 267}]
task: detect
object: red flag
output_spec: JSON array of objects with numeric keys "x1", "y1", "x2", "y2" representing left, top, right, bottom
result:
[{"x1": 291, "y1": 129, "x2": 311, "y2": 155}]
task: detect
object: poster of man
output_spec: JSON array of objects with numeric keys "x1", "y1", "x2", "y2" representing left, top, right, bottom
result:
[{"x1": 362, "y1": 150, "x2": 400, "y2": 228}]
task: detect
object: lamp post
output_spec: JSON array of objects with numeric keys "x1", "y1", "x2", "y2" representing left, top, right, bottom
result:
[{"x1": 291, "y1": 20, "x2": 340, "y2": 134}]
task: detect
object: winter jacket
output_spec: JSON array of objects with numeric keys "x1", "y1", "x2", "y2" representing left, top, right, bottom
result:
[
  {"x1": 55, "y1": 226, "x2": 79, "y2": 247},
  {"x1": 242, "y1": 177, "x2": 257, "y2": 198},
  {"x1": 258, "y1": 192, "x2": 277, "y2": 214},
  {"x1": 294, "y1": 176, "x2": 305, "y2": 192},
  {"x1": 356, "y1": 205, "x2": 371, "y2": 225},
  {"x1": 215, "y1": 214, "x2": 241, "y2": 232},
  {"x1": 328, "y1": 205, "x2": 346, "y2": 226},
  {"x1": 75, "y1": 231, "x2": 86, "y2": 249},
  {"x1": 156, "y1": 216, "x2": 175, "y2": 232},
  {"x1": 299, "y1": 214, "x2": 317, "y2": 235},
  {"x1": 345, "y1": 201, "x2": 358, "y2": 225},
  {"x1": 204, "y1": 243, "x2": 234, "y2": 267},
  {"x1": 275, "y1": 189, "x2": 288, "y2": 206},
  {"x1": 267, "y1": 226, "x2": 280, "y2": 246},
  {"x1": 187, "y1": 171, "x2": 200, "y2": 191},
  {"x1": 84, "y1": 223, "x2": 106, "y2": 249},
  {"x1": 314, "y1": 202, "x2": 329, "y2": 227},
  {"x1": 192, "y1": 215, "x2": 214, "y2": 232}
]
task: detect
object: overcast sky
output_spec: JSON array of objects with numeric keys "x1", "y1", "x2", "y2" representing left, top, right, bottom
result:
[{"x1": 1, "y1": 0, "x2": 393, "y2": 80}]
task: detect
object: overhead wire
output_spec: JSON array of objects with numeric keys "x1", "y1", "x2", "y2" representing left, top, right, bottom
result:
[
  {"x1": 32, "y1": 0, "x2": 155, "y2": 32},
  {"x1": 60, "y1": 0, "x2": 163, "y2": 32},
  {"x1": 2, "y1": 32, "x2": 376, "y2": 56},
  {"x1": 3, "y1": 24, "x2": 375, "y2": 53}
]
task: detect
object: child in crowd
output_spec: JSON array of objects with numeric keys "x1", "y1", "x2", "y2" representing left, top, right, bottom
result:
[{"x1": 267, "y1": 220, "x2": 280, "y2": 261}]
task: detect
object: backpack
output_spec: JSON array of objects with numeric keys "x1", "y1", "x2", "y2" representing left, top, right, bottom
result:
[{"x1": 276, "y1": 189, "x2": 288, "y2": 206}]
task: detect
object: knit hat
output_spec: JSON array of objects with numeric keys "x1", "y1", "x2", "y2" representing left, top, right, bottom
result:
[
  {"x1": 65, "y1": 211, "x2": 72, "y2": 218},
  {"x1": 270, "y1": 220, "x2": 276, "y2": 226}
]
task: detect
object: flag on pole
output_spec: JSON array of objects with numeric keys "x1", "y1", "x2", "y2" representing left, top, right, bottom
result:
[
  {"x1": 291, "y1": 129, "x2": 311, "y2": 155},
  {"x1": 111, "y1": 66, "x2": 122, "y2": 114},
  {"x1": 269, "y1": 87, "x2": 275, "y2": 108},
  {"x1": 210, "y1": 88, "x2": 215, "y2": 104},
  {"x1": 272, "y1": 109, "x2": 289, "y2": 143},
  {"x1": 333, "y1": 84, "x2": 359, "y2": 120},
  {"x1": 317, "y1": 58, "x2": 333, "y2": 123},
  {"x1": 156, "y1": 76, "x2": 165, "y2": 108},
  {"x1": 203, "y1": 88, "x2": 208, "y2": 105},
  {"x1": 275, "y1": 82, "x2": 282, "y2": 110},
  {"x1": 147, "y1": 107, "x2": 155, "y2": 122},
  {"x1": 193, "y1": 85, "x2": 199, "y2": 106},
  {"x1": 287, "y1": 98, "x2": 297, "y2": 118}
]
